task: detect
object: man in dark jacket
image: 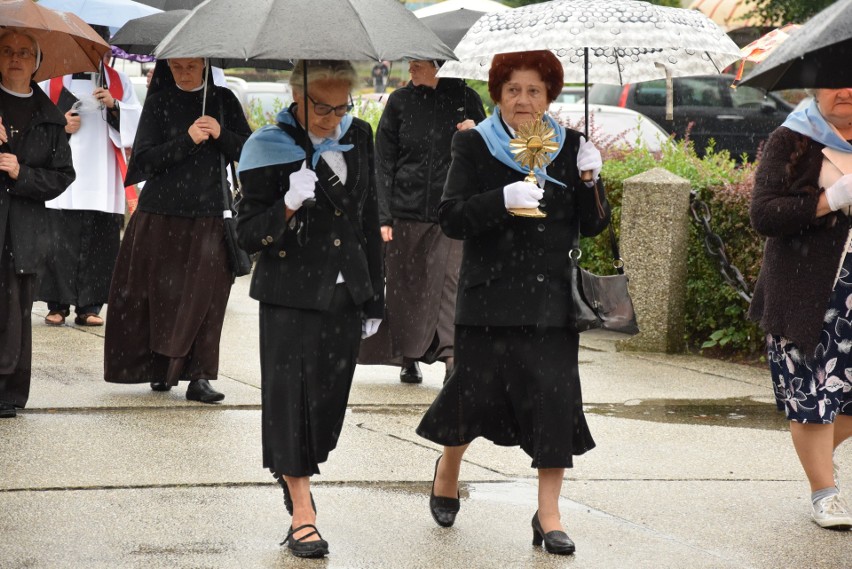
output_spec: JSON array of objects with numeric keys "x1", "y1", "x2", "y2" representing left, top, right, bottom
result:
[
  {"x1": 0, "y1": 29, "x2": 75, "y2": 418},
  {"x1": 359, "y1": 59, "x2": 486, "y2": 383}
]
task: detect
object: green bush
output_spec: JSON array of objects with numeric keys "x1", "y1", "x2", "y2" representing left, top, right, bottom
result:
[{"x1": 580, "y1": 133, "x2": 764, "y2": 356}]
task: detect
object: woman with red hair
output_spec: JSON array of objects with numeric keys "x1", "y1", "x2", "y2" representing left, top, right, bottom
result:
[{"x1": 416, "y1": 51, "x2": 608, "y2": 555}]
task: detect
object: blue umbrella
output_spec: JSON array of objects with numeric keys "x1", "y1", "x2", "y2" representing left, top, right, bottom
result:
[{"x1": 36, "y1": 0, "x2": 161, "y2": 29}]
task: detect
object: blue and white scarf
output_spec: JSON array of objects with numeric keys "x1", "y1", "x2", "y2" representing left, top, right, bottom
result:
[{"x1": 782, "y1": 99, "x2": 852, "y2": 152}]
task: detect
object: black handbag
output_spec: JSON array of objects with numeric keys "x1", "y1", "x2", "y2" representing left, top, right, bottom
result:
[
  {"x1": 217, "y1": 101, "x2": 252, "y2": 277},
  {"x1": 568, "y1": 222, "x2": 639, "y2": 335}
]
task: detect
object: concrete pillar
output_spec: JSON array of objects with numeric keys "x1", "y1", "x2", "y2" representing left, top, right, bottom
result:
[{"x1": 617, "y1": 168, "x2": 691, "y2": 353}]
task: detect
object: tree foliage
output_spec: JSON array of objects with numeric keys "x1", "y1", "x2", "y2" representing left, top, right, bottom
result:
[
  {"x1": 744, "y1": 0, "x2": 836, "y2": 25},
  {"x1": 504, "y1": 0, "x2": 680, "y2": 6}
]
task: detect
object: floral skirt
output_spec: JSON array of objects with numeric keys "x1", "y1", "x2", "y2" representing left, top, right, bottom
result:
[{"x1": 767, "y1": 254, "x2": 852, "y2": 423}]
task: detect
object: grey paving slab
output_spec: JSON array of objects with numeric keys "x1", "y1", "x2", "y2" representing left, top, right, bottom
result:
[{"x1": 0, "y1": 484, "x2": 747, "y2": 569}]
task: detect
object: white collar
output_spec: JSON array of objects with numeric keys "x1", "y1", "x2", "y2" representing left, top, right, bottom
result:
[
  {"x1": 0, "y1": 82, "x2": 33, "y2": 98},
  {"x1": 308, "y1": 124, "x2": 342, "y2": 145}
]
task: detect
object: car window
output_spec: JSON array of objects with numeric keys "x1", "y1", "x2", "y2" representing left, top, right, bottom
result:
[
  {"x1": 731, "y1": 85, "x2": 776, "y2": 110},
  {"x1": 587, "y1": 84, "x2": 623, "y2": 106},
  {"x1": 675, "y1": 78, "x2": 724, "y2": 107},
  {"x1": 634, "y1": 80, "x2": 665, "y2": 107}
]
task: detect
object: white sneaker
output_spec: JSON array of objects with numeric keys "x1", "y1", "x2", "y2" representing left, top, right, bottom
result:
[
  {"x1": 812, "y1": 493, "x2": 852, "y2": 530},
  {"x1": 835, "y1": 457, "x2": 841, "y2": 492}
]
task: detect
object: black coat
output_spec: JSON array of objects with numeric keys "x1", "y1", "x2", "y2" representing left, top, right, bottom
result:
[
  {"x1": 0, "y1": 82, "x2": 75, "y2": 275},
  {"x1": 236, "y1": 117, "x2": 384, "y2": 318},
  {"x1": 375, "y1": 78, "x2": 486, "y2": 225},
  {"x1": 439, "y1": 126, "x2": 610, "y2": 327}
]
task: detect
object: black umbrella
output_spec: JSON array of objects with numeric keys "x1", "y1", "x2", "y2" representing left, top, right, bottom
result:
[
  {"x1": 155, "y1": 0, "x2": 455, "y2": 166},
  {"x1": 740, "y1": 0, "x2": 852, "y2": 90},
  {"x1": 420, "y1": 9, "x2": 485, "y2": 51},
  {"x1": 110, "y1": 10, "x2": 292, "y2": 69}
]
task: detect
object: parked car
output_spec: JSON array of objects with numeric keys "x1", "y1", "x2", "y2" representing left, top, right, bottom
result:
[
  {"x1": 586, "y1": 74, "x2": 794, "y2": 160},
  {"x1": 554, "y1": 86, "x2": 585, "y2": 104},
  {"x1": 548, "y1": 102, "x2": 670, "y2": 153},
  {"x1": 225, "y1": 76, "x2": 292, "y2": 119}
]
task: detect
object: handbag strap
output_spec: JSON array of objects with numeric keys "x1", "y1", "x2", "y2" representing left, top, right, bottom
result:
[{"x1": 572, "y1": 185, "x2": 625, "y2": 275}]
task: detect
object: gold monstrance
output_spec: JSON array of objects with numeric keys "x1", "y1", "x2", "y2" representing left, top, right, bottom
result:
[{"x1": 508, "y1": 113, "x2": 559, "y2": 218}]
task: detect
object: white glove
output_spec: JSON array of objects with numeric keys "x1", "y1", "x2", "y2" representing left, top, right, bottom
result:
[
  {"x1": 362, "y1": 318, "x2": 382, "y2": 339},
  {"x1": 284, "y1": 161, "x2": 318, "y2": 211},
  {"x1": 825, "y1": 173, "x2": 852, "y2": 211},
  {"x1": 577, "y1": 136, "x2": 602, "y2": 183},
  {"x1": 503, "y1": 180, "x2": 543, "y2": 209}
]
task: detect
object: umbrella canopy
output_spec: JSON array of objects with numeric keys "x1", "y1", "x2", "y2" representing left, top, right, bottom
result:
[
  {"x1": 739, "y1": 0, "x2": 852, "y2": 90},
  {"x1": 111, "y1": 9, "x2": 292, "y2": 69},
  {"x1": 0, "y1": 0, "x2": 110, "y2": 82},
  {"x1": 419, "y1": 9, "x2": 485, "y2": 51},
  {"x1": 731, "y1": 23, "x2": 799, "y2": 85},
  {"x1": 155, "y1": 0, "x2": 456, "y2": 63},
  {"x1": 36, "y1": 0, "x2": 161, "y2": 29},
  {"x1": 439, "y1": 0, "x2": 741, "y2": 84}
]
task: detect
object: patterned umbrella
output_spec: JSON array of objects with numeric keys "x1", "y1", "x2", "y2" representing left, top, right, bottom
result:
[{"x1": 732, "y1": 24, "x2": 800, "y2": 86}]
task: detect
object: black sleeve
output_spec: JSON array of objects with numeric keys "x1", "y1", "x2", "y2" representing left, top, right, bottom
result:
[
  {"x1": 11, "y1": 124, "x2": 75, "y2": 202},
  {"x1": 464, "y1": 85, "x2": 487, "y2": 124},
  {"x1": 235, "y1": 161, "x2": 298, "y2": 255},
  {"x1": 211, "y1": 88, "x2": 251, "y2": 162},
  {"x1": 360, "y1": 122, "x2": 385, "y2": 319},
  {"x1": 374, "y1": 94, "x2": 401, "y2": 226}
]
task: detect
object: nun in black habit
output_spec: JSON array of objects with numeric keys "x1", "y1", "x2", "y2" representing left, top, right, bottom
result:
[
  {"x1": 103, "y1": 58, "x2": 251, "y2": 403},
  {"x1": 236, "y1": 60, "x2": 383, "y2": 558}
]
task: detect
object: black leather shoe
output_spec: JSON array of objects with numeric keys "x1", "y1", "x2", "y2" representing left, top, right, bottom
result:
[
  {"x1": 532, "y1": 511, "x2": 575, "y2": 555},
  {"x1": 273, "y1": 472, "x2": 316, "y2": 516},
  {"x1": 186, "y1": 379, "x2": 224, "y2": 403},
  {"x1": 429, "y1": 455, "x2": 460, "y2": 527},
  {"x1": 150, "y1": 381, "x2": 171, "y2": 392},
  {"x1": 283, "y1": 524, "x2": 329, "y2": 558},
  {"x1": 400, "y1": 361, "x2": 422, "y2": 384},
  {"x1": 0, "y1": 402, "x2": 16, "y2": 418}
]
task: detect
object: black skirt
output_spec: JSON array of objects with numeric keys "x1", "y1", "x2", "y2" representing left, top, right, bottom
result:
[
  {"x1": 260, "y1": 285, "x2": 362, "y2": 477},
  {"x1": 416, "y1": 325, "x2": 595, "y2": 468},
  {"x1": 0, "y1": 238, "x2": 34, "y2": 408}
]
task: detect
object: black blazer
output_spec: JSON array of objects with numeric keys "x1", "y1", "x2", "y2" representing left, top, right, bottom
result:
[
  {"x1": 439, "y1": 126, "x2": 610, "y2": 327},
  {"x1": 236, "y1": 117, "x2": 384, "y2": 319}
]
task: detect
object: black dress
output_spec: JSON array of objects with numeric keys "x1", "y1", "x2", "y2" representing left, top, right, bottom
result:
[
  {"x1": 416, "y1": 121, "x2": 609, "y2": 468},
  {"x1": 237, "y1": 111, "x2": 384, "y2": 477}
]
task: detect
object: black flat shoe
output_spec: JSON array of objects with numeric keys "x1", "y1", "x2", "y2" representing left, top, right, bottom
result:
[
  {"x1": 400, "y1": 361, "x2": 422, "y2": 384},
  {"x1": 150, "y1": 381, "x2": 171, "y2": 392},
  {"x1": 185, "y1": 379, "x2": 224, "y2": 403},
  {"x1": 273, "y1": 472, "x2": 316, "y2": 516},
  {"x1": 283, "y1": 524, "x2": 329, "y2": 558},
  {"x1": 0, "y1": 402, "x2": 16, "y2": 418},
  {"x1": 532, "y1": 511, "x2": 575, "y2": 555},
  {"x1": 429, "y1": 455, "x2": 460, "y2": 527}
]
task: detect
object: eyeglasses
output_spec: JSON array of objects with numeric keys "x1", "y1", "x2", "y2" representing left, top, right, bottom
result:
[
  {"x1": 306, "y1": 93, "x2": 354, "y2": 117},
  {"x1": 0, "y1": 47, "x2": 35, "y2": 60}
]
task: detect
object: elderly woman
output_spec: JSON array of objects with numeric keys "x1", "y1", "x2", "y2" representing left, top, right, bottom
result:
[
  {"x1": 236, "y1": 60, "x2": 383, "y2": 558},
  {"x1": 359, "y1": 59, "x2": 486, "y2": 384},
  {"x1": 0, "y1": 30, "x2": 75, "y2": 418},
  {"x1": 749, "y1": 88, "x2": 852, "y2": 530},
  {"x1": 416, "y1": 51, "x2": 607, "y2": 554},
  {"x1": 103, "y1": 59, "x2": 251, "y2": 402}
]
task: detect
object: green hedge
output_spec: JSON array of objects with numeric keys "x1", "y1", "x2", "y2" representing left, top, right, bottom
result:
[{"x1": 586, "y1": 135, "x2": 764, "y2": 356}]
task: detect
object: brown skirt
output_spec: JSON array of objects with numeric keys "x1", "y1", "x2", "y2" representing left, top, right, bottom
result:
[
  {"x1": 358, "y1": 220, "x2": 461, "y2": 365},
  {"x1": 104, "y1": 212, "x2": 231, "y2": 385},
  {"x1": 0, "y1": 241, "x2": 34, "y2": 408}
]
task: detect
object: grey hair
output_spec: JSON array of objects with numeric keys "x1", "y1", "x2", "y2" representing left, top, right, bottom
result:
[
  {"x1": 290, "y1": 60, "x2": 357, "y2": 94},
  {"x1": 0, "y1": 28, "x2": 41, "y2": 68}
]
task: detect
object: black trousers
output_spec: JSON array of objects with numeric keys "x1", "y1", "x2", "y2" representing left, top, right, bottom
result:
[{"x1": 260, "y1": 285, "x2": 362, "y2": 477}]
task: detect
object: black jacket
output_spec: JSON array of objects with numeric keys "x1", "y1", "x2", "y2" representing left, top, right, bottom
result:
[
  {"x1": 439, "y1": 127, "x2": 610, "y2": 327},
  {"x1": 375, "y1": 78, "x2": 485, "y2": 225},
  {"x1": 0, "y1": 82, "x2": 75, "y2": 275},
  {"x1": 236, "y1": 117, "x2": 384, "y2": 318}
]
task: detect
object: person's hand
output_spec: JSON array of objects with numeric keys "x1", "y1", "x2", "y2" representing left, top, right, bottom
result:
[
  {"x1": 93, "y1": 87, "x2": 116, "y2": 109},
  {"x1": 64, "y1": 111, "x2": 81, "y2": 135},
  {"x1": 825, "y1": 173, "x2": 852, "y2": 211},
  {"x1": 362, "y1": 318, "x2": 382, "y2": 339},
  {"x1": 284, "y1": 161, "x2": 318, "y2": 211},
  {"x1": 503, "y1": 180, "x2": 543, "y2": 209},
  {"x1": 381, "y1": 225, "x2": 393, "y2": 242},
  {"x1": 0, "y1": 118, "x2": 7, "y2": 145},
  {"x1": 0, "y1": 152, "x2": 21, "y2": 180},
  {"x1": 577, "y1": 136, "x2": 602, "y2": 183},
  {"x1": 188, "y1": 122, "x2": 209, "y2": 145},
  {"x1": 457, "y1": 119, "x2": 475, "y2": 131},
  {"x1": 194, "y1": 116, "x2": 221, "y2": 139}
]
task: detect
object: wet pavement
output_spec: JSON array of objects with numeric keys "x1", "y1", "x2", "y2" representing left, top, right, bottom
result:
[{"x1": 1, "y1": 275, "x2": 850, "y2": 568}]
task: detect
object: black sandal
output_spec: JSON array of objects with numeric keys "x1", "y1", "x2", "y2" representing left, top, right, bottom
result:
[
  {"x1": 282, "y1": 524, "x2": 329, "y2": 558},
  {"x1": 45, "y1": 309, "x2": 70, "y2": 326}
]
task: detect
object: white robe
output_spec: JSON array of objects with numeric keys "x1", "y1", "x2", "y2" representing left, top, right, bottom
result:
[{"x1": 39, "y1": 70, "x2": 142, "y2": 214}]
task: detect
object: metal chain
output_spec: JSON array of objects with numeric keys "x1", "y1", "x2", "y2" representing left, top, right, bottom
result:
[{"x1": 689, "y1": 190, "x2": 752, "y2": 304}]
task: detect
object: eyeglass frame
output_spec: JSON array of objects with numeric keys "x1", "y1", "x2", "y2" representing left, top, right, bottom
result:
[
  {"x1": 0, "y1": 46, "x2": 35, "y2": 60},
  {"x1": 305, "y1": 92, "x2": 354, "y2": 117}
]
